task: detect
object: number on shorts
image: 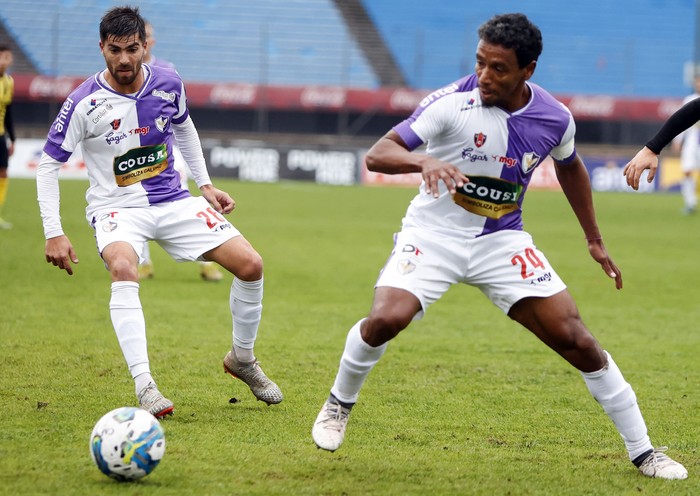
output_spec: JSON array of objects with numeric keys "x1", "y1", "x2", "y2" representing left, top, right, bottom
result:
[
  {"x1": 511, "y1": 247, "x2": 545, "y2": 279},
  {"x1": 196, "y1": 207, "x2": 226, "y2": 229}
]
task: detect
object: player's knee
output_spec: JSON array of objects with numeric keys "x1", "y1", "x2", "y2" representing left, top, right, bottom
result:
[
  {"x1": 362, "y1": 312, "x2": 409, "y2": 345},
  {"x1": 551, "y1": 317, "x2": 598, "y2": 352},
  {"x1": 109, "y1": 258, "x2": 139, "y2": 281},
  {"x1": 233, "y1": 251, "x2": 263, "y2": 281}
]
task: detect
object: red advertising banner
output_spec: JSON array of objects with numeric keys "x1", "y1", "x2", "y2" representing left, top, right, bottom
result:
[{"x1": 11, "y1": 73, "x2": 683, "y2": 121}]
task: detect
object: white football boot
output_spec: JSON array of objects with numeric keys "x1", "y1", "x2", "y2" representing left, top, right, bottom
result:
[
  {"x1": 137, "y1": 383, "x2": 174, "y2": 418},
  {"x1": 637, "y1": 447, "x2": 688, "y2": 479},
  {"x1": 312, "y1": 397, "x2": 351, "y2": 451}
]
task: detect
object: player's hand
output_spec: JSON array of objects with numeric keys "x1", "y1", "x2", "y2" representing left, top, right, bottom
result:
[
  {"x1": 45, "y1": 235, "x2": 79, "y2": 276},
  {"x1": 201, "y1": 184, "x2": 236, "y2": 214},
  {"x1": 420, "y1": 157, "x2": 469, "y2": 198},
  {"x1": 586, "y1": 238, "x2": 622, "y2": 290},
  {"x1": 622, "y1": 147, "x2": 658, "y2": 190}
]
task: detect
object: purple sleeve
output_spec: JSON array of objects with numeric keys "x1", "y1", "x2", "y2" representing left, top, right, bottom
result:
[
  {"x1": 393, "y1": 119, "x2": 424, "y2": 151},
  {"x1": 43, "y1": 139, "x2": 73, "y2": 162}
]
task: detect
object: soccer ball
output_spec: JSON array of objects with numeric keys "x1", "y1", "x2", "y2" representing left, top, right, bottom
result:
[{"x1": 89, "y1": 406, "x2": 166, "y2": 481}]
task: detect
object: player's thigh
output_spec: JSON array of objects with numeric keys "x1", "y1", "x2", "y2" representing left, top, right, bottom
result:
[
  {"x1": 155, "y1": 196, "x2": 241, "y2": 262},
  {"x1": 92, "y1": 208, "x2": 154, "y2": 263},
  {"x1": 375, "y1": 228, "x2": 459, "y2": 320},
  {"x1": 468, "y1": 230, "x2": 567, "y2": 313}
]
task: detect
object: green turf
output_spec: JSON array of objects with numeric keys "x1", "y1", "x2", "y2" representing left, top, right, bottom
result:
[{"x1": 1, "y1": 178, "x2": 698, "y2": 495}]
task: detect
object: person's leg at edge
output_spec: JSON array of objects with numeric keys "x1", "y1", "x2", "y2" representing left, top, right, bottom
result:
[
  {"x1": 0, "y1": 163, "x2": 11, "y2": 228},
  {"x1": 509, "y1": 291, "x2": 686, "y2": 478}
]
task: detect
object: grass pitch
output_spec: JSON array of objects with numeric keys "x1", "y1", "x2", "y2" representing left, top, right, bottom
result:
[{"x1": 1, "y1": 178, "x2": 699, "y2": 495}]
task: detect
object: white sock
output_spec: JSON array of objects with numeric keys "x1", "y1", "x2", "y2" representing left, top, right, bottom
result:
[
  {"x1": 681, "y1": 177, "x2": 697, "y2": 209},
  {"x1": 109, "y1": 281, "x2": 150, "y2": 388},
  {"x1": 330, "y1": 319, "x2": 388, "y2": 404},
  {"x1": 134, "y1": 372, "x2": 154, "y2": 396},
  {"x1": 230, "y1": 278, "x2": 263, "y2": 363},
  {"x1": 581, "y1": 351, "x2": 653, "y2": 461}
]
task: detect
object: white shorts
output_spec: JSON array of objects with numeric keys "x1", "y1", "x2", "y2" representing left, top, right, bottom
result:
[
  {"x1": 91, "y1": 196, "x2": 241, "y2": 263},
  {"x1": 376, "y1": 228, "x2": 567, "y2": 318}
]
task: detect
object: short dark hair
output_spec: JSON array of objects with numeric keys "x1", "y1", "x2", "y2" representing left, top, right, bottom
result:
[
  {"x1": 0, "y1": 44, "x2": 11, "y2": 53},
  {"x1": 99, "y1": 6, "x2": 146, "y2": 43},
  {"x1": 478, "y1": 13, "x2": 543, "y2": 68}
]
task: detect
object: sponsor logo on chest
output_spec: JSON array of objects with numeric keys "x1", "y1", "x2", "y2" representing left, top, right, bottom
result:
[
  {"x1": 452, "y1": 175, "x2": 522, "y2": 219},
  {"x1": 112, "y1": 144, "x2": 169, "y2": 186}
]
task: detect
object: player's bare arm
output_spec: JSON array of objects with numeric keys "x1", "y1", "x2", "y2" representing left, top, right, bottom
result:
[
  {"x1": 622, "y1": 146, "x2": 658, "y2": 190},
  {"x1": 200, "y1": 184, "x2": 235, "y2": 214},
  {"x1": 554, "y1": 155, "x2": 622, "y2": 289},
  {"x1": 45, "y1": 234, "x2": 79, "y2": 276},
  {"x1": 365, "y1": 130, "x2": 468, "y2": 198}
]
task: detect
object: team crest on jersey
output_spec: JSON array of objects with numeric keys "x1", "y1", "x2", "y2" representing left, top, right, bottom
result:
[
  {"x1": 397, "y1": 259, "x2": 416, "y2": 275},
  {"x1": 521, "y1": 152, "x2": 541, "y2": 173},
  {"x1": 474, "y1": 132, "x2": 487, "y2": 148},
  {"x1": 155, "y1": 115, "x2": 168, "y2": 133},
  {"x1": 110, "y1": 119, "x2": 121, "y2": 130}
]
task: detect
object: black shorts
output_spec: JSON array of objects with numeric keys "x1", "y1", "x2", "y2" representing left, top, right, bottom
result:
[{"x1": 0, "y1": 135, "x2": 7, "y2": 170}]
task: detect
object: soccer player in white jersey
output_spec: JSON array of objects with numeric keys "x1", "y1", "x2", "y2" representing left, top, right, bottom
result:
[
  {"x1": 311, "y1": 13, "x2": 687, "y2": 480},
  {"x1": 36, "y1": 6, "x2": 283, "y2": 418}
]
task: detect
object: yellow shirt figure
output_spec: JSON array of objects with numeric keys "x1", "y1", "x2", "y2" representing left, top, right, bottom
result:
[{"x1": 0, "y1": 44, "x2": 15, "y2": 229}]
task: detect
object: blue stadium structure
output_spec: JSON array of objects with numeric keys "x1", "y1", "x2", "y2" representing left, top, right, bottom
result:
[
  {"x1": 363, "y1": 0, "x2": 696, "y2": 96},
  {"x1": 0, "y1": 0, "x2": 378, "y2": 86},
  {"x1": 0, "y1": 0, "x2": 695, "y2": 96}
]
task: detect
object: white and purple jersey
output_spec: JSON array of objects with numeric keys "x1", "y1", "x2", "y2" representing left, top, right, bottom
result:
[
  {"x1": 393, "y1": 74, "x2": 576, "y2": 238},
  {"x1": 43, "y1": 64, "x2": 190, "y2": 222}
]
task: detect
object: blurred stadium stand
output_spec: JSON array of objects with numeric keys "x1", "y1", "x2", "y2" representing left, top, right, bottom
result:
[
  {"x1": 1, "y1": 0, "x2": 695, "y2": 95},
  {"x1": 0, "y1": 0, "x2": 380, "y2": 86},
  {"x1": 363, "y1": 0, "x2": 696, "y2": 97},
  {"x1": 0, "y1": 0, "x2": 696, "y2": 146}
]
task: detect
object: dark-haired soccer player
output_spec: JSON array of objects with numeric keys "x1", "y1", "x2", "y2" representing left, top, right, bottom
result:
[
  {"x1": 36, "y1": 6, "x2": 282, "y2": 418},
  {"x1": 312, "y1": 12, "x2": 687, "y2": 480}
]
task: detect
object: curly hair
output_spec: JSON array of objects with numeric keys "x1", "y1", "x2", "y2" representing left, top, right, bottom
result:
[
  {"x1": 99, "y1": 6, "x2": 146, "y2": 44},
  {"x1": 477, "y1": 13, "x2": 543, "y2": 68}
]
